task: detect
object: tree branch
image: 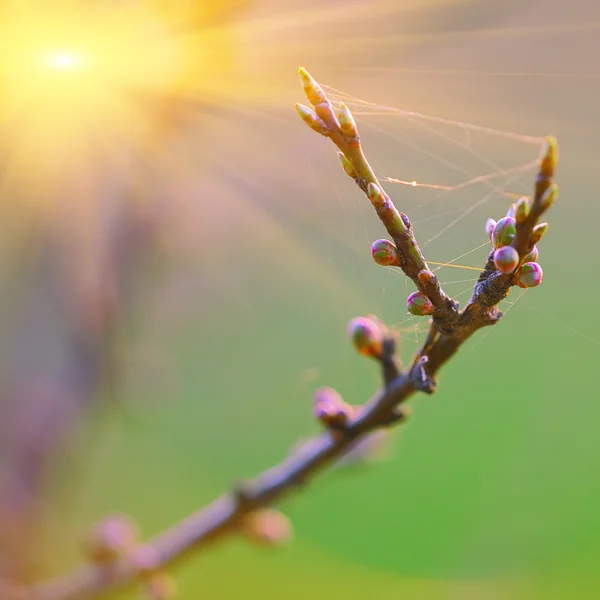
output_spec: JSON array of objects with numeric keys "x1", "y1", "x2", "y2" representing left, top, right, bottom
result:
[{"x1": 5, "y1": 69, "x2": 558, "y2": 600}]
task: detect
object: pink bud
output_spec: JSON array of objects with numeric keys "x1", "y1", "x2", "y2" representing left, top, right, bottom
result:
[{"x1": 493, "y1": 246, "x2": 519, "y2": 274}]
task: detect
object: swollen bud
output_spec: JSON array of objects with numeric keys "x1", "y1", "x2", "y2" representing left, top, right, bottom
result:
[
  {"x1": 337, "y1": 102, "x2": 358, "y2": 137},
  {"x1": 82, "y1": 514, "x2": 138, "y2": 563},
  {"x1": 371, "y1": 239, "x2": 400, "y2": 266},
  {"x1": 493, "y1": 246, "x2": 520, "y2": 274},
  {"x1": 485, "y1": 218, "x2": 497, "y2": 240},
  {"x1": 531, "y1": 222, "x2": 548, "y2": 245},
  {"x1": 295, "y1": 103, "x2": 327, "y2": 135},
  {"x1": 241, "y1": 509, "x2": 293, "y2": 547},
  {"x1": 297, "y1": 66, "x2": 327, "y2": 106},
  {"x1": 539, "y1": 136, "x2": 558, "y2": 179},
  {"x1": 492, "y1": 217, "x2": 517, "y2": 248},
  {"x1": 347, "y1": 317, "x2": 383, "y2": 358},
  {"x1": 523, "y1": 245, "x2": 539, "y2": 263},
  {"x1": 515, "y1": 197, "x2": 529, "y2": 224},
  {"x1": 515, "y1": 262, "x2": 543, "y2": 288},
  {"x1": 337, "y1": 152, "x2": 355, "y2": 178},
  {"x1": 406, "y1": 291, "x2": 434, "y2": 316},
  {"x1": 313, "y1": 387, "x2": 353, "y2": 429},
  {"x1": 540, "y1": 183, "x2": 558, "y2": 212},
  {"x1": 367, "y1": 182, "x2": 385, "y2": 208}
]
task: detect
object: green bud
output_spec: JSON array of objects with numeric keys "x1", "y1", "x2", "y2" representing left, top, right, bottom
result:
[
  {"x1": 295, "y1": 103, "x2": 327, "y2": 135},
  {"x1": 493, "y1": 246, "x2": 519, "y2": 274},
  {"x1": 406, "y1": 291, "x2": 434, "y2": 316},
  {"x1": 531, "y1": 222, "x2": 548, "y2": 245},
  {"x1": 337, "y1": 152, "x2": 355, "y2": 178},
  {"x1": 539, "y1": 136, "x2": 558, "y2": 179},
  {"x1": 540, "y1": 183, "x2": 558, "y2": 212},
  {"x1": 337, "y1": 102, "x2": 358, "y2": 137},
  {"x1": 492, "y1": 216, "x2": 517, "y2": 248},
  {"x1": 298, "y1": 66, "x2": 327, "y2": 106},
  {"x1": 347, "y1": 316, "x2": 383, "y2": 358},
  {"x1": 515, "y1": 262, "x2": 543, "y2": 288},
  {"x1": 367, "y1": 182, "x2": 385, "y2": 208},
  {"x1": 523, "y1": 245, "x2": 539, "y2": 263},
  {"x1": 371, "y1": 239, "x2": 400, "y2": 266},
  {"x1": 515, "y1": 197, "x2": 529, "y2": 223}
]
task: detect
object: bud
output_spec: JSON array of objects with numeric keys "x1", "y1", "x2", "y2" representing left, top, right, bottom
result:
[
  {"x1": 493, "y1": 246, "x2": 520, "y2": 274},
  {"x1": 367, "y1": 182, "x2": 385, "y2": 208},
  {"x1": 515, "y1": 262, "x2": 543, "y2": 288},
  {"x1": 515, "y1": 197, "x2": 529, "y2": 223},
  {"x1": 241, "y1": 509, "x2": 293, "y2": 546},
  {"x1": 492, "y1": 216, "x2": 517, "y2": 248},
  {"x1": 82, "y1": 514, "x2": 138, "y2": 563},
  {"x1": 523, "y1": 245, "x2": 539, "y2": 263},
  {"x1": 531, "y1": 222, "x2": 548, "y2": 245},
  {"x1": 540, "y1": 183, "x2": 558, "y2": 211},
  {"x1": 505, "y1": 203, "x2": 516, "y2": 219},
  {"x1": 143, "y1": 574, "x2": 177, "y2": 600},
  {"x1": 337, "y1": 102, "x2": 358, "y2": 137},
  {"x1": 337, "y1": 152, "x2": 355, "y2": 178},
  {"x1": 297, "y1": 66, "x2": 327, "y2": 106},
  {"x1": 417, "y1": 269, "x2": 435, "y2": 284},
  {"x1": 539, "y1": 136, "x2": 558, "y2": 178},
  {"x1": 313, "y1": 387, "x2": 353, "y2": 429},
  {"x1": 485, "y1": 218, "x2": 497, "y2": 240},
  {"x1": 406, "y1": 291, "x2": 434, "y2": 316},
  {"x1": 347, "y1": 316, "x2": 383, "y2": 357},
  {"x1": 295, "y1": 103, "x2": 327, "y2": 135},
  {"x1": 371, "y1": 239, "x2": 400, "y2": 266}
]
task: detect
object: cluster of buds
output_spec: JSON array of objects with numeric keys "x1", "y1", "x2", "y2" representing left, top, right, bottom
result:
[{"x1": 485, "y1": 200, "x2": 547, "y2": 288}]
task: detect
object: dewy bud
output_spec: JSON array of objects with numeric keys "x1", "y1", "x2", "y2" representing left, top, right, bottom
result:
[
  {"x1": 406, "y1": 291, "x2": 434, "y2": 316},
  {"x1": 492, "y1": 217, "x2": 517, "y2": 248},
  {"x1": 371, "y1": 239, "x2": 400, "y2": 266},
  {"x1": 515, "y1": 262, "x2": 543, "y2": 288},
  {"x1": 539, "y1": 136, "x2": 558, "y2": 179},
  {"x1": 515, "y1": 197, "x2": 530, "y2": 223},
  {"x1": 347, "y1": 316, "x2": 383, "y2": 358},
  {"x1": 485, "y1": 218, "x2": 497, "y2": 240},
  {"x1": 531, "y1": 222, "x2": 549, "y2": 245},
  {"x1": 295, "y1": 103, "x2": 327, "y2": 135},
  {"x1": 337, "y1": 102, "x2": 358, "y2": 137},
  {"x1": 298, "y1": 66, "x2": 328, "y2": 106},
  {"x1": 241, "y1": 509, "x2": 293, "y2": 547},
  {"x1": 313, "y1": 387, "x2": 353, "y2": 429},
  {"x1": 337, "y1": 152, "x2": 355, "y2": 178},
  {"x1": 540, "y1": 183, "x2": 558, "y2": 212}
]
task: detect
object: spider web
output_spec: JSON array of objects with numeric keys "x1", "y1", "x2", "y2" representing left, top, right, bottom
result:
[{"x1": 317, "y1": 83, "x2": 556, "y2": 355}]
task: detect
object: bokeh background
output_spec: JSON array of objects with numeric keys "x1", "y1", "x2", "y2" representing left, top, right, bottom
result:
[{"x1": 1, "y1": 0, "x2": 599, "y2": 598}]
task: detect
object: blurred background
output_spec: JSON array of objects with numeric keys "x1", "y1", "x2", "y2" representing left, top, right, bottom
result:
[{"x1": 0, "y1": 0, "x2": 599, "y2": 598}]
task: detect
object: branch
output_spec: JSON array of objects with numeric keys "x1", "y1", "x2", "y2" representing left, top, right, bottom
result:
[{"x1": 6, "y1": 69, "x2": 558, "y2": 600}]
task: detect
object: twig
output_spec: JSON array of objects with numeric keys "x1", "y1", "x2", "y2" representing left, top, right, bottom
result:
[{"x1": 7, "y1": 68, "x2": 558, "y2": 600}]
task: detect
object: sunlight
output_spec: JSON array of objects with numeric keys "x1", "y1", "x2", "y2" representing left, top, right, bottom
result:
[{"x1": 45, "y1": 51, "x2": 84, "y2": 71}]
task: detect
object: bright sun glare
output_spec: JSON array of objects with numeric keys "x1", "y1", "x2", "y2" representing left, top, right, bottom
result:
[{"x1": 45, "y1": 51, "x2": 83, "y2": 71}]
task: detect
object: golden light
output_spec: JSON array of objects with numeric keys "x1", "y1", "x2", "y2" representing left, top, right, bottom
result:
[{"x1": 45, "y1": 51, "x2": 84, "y2": 71}]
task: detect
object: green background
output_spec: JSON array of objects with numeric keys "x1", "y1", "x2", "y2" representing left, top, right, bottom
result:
[{"x1": 37, "y1": 0, "x2": 600, "y2": 598}]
